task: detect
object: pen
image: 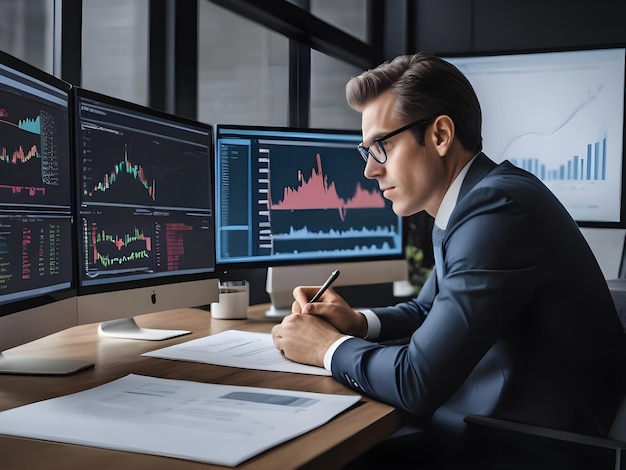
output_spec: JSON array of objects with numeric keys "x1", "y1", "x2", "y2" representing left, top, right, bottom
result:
[{"x1": 308, "y1": 269, "x2": 340, "y2": 303}]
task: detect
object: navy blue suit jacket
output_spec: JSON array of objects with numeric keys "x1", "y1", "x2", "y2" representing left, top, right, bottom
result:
[{"x1": 332, "y1": 153, "x2": 626, "y2": 437}]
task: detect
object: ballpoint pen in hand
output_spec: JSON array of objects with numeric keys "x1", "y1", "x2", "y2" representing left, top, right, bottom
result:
[{"x1": 308, "y1": 269, "x2": 340, "y2": 303}]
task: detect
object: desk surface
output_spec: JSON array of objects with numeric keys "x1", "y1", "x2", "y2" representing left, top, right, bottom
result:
[{"x1": 0, "y1": 304, "x2": 405, "y2": 470}]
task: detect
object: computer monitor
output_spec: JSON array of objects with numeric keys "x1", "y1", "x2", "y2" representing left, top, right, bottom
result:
[
  {"x1": 214, "y1": 124, "x2": 408, "y2": 317},
  {"x1": 73, "y1": 88, "x2": 219, "y2": 339},
  {"x1": 0, "y1": 50, "x2": 92, "y2": 375},
  {"x1": 441, "y1": 45, "x2": 626, "y2": 227}
]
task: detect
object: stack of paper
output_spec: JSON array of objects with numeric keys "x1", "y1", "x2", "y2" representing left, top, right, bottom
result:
[
  {"x1": 143, "y1": 330, "x2": 332, "y2": 376},
  {"x1": 0, "y1": 373, "x2": 360, "y2": 466}
]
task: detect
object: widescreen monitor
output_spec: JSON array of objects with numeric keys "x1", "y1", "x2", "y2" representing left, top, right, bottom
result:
[
  {"x1": 0, "y1": 50, "x2": 92, "y2": 374},
  {"x1": 214, "y1": 124, "x2": 407, "y2": 316},
  {"x1": 74, "y1": 88, "x2": 218, "y2": 339},
  {"x1": 442, "y1": 45, "x2": 626, "y2": 227}
]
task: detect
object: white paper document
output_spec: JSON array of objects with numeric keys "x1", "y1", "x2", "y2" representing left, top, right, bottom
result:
[
  {"x1": 0, "y1": 373, "x2": 361, "y2": 467},
  {"x1": 143, "y1": 329, "x2": 332, "y2": 376}
]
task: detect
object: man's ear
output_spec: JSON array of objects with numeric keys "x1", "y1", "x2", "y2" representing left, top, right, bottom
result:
[{"x1": 429, "y1": 115, "x2": 455, "y2": 156}]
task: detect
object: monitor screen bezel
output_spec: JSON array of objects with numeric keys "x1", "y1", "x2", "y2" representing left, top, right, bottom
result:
[
  {"x1": 0, "y1": 49, "x2": 77, "y2": 319},
  {"x1": 71, "y1": 86, "x2": 218, "y2": 298},
  {"x1": 213, "y1": 123, "x2": 407, "y2": 271}
]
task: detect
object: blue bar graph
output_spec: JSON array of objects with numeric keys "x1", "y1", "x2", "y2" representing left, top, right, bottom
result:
[{"x1": 509, "y1": 137, "x2": 607, "y2": 181}]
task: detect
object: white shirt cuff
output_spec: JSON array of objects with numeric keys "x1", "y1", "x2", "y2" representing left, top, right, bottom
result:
[
  {"x1": 322, "y1": 309, "x2": 381, "y2": 371},
  {"x1": 360, "y1": 309, "x2": 381, "y2": 339},
  {"x1": 323, "y1": 336, "x2": 352, "y2": 371}
]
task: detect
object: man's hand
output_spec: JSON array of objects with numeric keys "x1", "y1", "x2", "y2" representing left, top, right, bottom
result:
[
  {"x1": 292, "y1": 286, "x2": 368, "y2": 338},
  {"x1": 270, "y1": 286, "x2": 369, "y2": 366},
  {"x1": 271, "y1": 313, "x2": 343, "y2": 367}
]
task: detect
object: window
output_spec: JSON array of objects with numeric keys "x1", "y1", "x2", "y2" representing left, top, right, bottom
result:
[
  {"x1": 310, "y1": 0, "x2": 368, "y2": 129},
  {"x1": 0, "y1": 0, "x2": 53, "y2": 73},
  {"x1": 198, "y1": 1, "x2": 289, "y2": 126},
  {"x1": 81, "y1": 0, "x2": 148, "y2": 105},
  {"x1": 310, "y1": 0, "x2": 368, "y2": 43},
  {"x1": 310, "y1": 50, "x2": 362, "y2": 129}
]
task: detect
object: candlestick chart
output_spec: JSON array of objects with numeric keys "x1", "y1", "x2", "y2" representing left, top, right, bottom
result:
[
  {"x1": 79, "y1": 122, "x2": 211, "y2": 210},
  {"x1": 0, "y1": 93, "x2": 70, "y2": 207},
  {"x1": 80, "y1": 208, "x2": 214, "y2": 283}
]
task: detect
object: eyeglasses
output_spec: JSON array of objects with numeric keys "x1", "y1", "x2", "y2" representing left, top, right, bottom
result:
[{"x1": 357, "y1": 118, "x2": 433, "y2": 164}]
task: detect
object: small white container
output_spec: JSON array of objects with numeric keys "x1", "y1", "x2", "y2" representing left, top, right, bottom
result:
[{"x1": 210, "y1": 280, "x2": 249, "y2": 319}]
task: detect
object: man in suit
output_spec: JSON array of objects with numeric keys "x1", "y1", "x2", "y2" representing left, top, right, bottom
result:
[{"x1": 271, "y1": 53, "x2": 626, "y2": 466}]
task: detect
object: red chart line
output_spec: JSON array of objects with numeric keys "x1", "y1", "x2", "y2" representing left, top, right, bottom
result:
[{"x1": 269, "y1": 153, "x2": 385, "y2": 221}]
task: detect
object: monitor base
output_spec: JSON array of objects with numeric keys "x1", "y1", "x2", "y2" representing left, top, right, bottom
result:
[
  {"x1": 98, "y1": 317, "x2": 191, "y2": 341},
  {"x1": 264, "y1": 305, "x2": 291, "y2": 319}
]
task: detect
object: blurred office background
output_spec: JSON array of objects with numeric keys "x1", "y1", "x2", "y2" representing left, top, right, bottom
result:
[{"x1": 1, "y1": 0, "x2": 626, "y2": 292}]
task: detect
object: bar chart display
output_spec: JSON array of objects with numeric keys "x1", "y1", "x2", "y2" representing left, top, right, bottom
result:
[
  {"x1": 215, "y1": 126, "x2": 403, "y2": 265},
  {"x1": 507, "y1": 138, "x2": 607, "y2": 181},
  {"x1": 446, "y1": 47, "x2": 625, "y2": 225}
]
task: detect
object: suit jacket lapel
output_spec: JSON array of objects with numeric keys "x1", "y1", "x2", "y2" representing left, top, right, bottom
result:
[{"x1": 433, "y1": 153, "x2": 497, "y2": 291}]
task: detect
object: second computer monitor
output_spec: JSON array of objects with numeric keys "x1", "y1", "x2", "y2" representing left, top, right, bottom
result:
[
  {"x1": 214, "y1": 125, "x2": 407, "y2": 316},
  {"x1": 73, "y1": 88, "x2": 218, "y2": 338}
]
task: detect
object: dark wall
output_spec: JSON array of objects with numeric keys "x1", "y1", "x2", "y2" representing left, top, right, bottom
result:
[{"x1": 415, "y1": 0, "x2": 626, "y2": 54}]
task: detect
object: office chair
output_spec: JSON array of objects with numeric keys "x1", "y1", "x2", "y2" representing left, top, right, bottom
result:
[{"x1": 464, "y1": 279, "x2": 626, "y2": 470}]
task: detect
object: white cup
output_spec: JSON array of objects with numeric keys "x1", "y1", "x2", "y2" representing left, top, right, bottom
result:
[{"x1": 210, "y1": 281, "x2": 249, "y2": 319}]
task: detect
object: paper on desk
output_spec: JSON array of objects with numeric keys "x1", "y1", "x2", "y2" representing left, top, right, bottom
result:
[
  {"x1": 0, "y1": 373, "x2": 360, "y2": 467},
  {"x1": 143, "y1": 329, "x2": 332, "y2": 376}
]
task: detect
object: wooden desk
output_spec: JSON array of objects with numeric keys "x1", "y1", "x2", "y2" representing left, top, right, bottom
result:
[{"x1": 0, "y1": 304, "x2": 406, "y2": 470}]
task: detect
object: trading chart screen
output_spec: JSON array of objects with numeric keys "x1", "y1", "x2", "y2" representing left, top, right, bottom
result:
[
  {"x1": 0, "y1": 52, "x2": 73, "y2": 307},
  {"x1": 74, "y1": 88, "x2": 215, "y2": 289},
  {"x1": 214, "y1": 125, "x2": 403, "y2": 266}
]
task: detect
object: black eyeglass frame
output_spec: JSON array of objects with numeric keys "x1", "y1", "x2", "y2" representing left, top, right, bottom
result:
[{"x1": 357, "y1": 118, "x2": 433, "y2": 164}]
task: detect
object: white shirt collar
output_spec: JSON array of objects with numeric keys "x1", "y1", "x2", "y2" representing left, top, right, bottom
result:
[{"x1": 434, "y1": 154, "x2": 479, "y2": 230}]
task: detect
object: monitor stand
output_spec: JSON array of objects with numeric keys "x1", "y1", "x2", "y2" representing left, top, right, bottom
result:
[
  {"x1": 0, "y1": 353, "x2": 94, "y2": 376},
  {"x1": 98, "y1": 317, "x2": 191, "y2": 341},
  {"x1": 264, "y1": 259, "x2": 409, "y2": 319},
  {"x1": 265, "y1": 305, "x2": 292, "y2": 318}
]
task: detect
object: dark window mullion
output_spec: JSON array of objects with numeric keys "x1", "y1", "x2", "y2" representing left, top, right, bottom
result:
[
  {"x1": 288, "y1": 40, "x2": 310, "y2": 128},
  {"x1": 55, "y1": 0, "x2": 82, "y2": 85},
  {"x1": 174, "y1": 0, "x2": 197, "y2": 119},
  {"x1": 149, "y1": 0, "x2": 197, "y2": 119},
  {"x1": 148, "y1": 0, "x2": 167, "y2": 112}
]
